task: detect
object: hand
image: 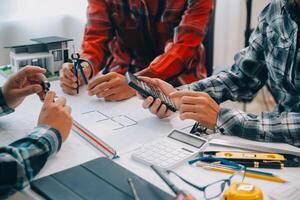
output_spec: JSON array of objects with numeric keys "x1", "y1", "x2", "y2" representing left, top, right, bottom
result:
[
  {"x1": 175, "y1": 193, "x2": 196, "y2": 200},
  {"x1": 138, "y1": 77, "x2": 177, "y2": 118},
  {"x1": 2, "y1": 66, "x2": 47, "y2": 109},
  {"x1": 87, "y1": 72, "x2": 136, "y2": 101},
  {"x1": 170, "y1": 91, "x2": 220, "y2": 130},
  {"x1": 59, "y1": 62, "x2": 91, "y2": 95},
  {"x1": 38, "y1": 91, "x2": 72, "y2": 142}
]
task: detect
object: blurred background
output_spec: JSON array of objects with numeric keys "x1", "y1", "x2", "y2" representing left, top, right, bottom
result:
[
  {"x1": 0, "y1": 0, "x2": 274, "y2": 112},
  {"x1": 0, "y1": 0, "x2": 269, "y2": 67}
]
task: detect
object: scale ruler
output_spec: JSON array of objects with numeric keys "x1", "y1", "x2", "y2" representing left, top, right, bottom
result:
[{"x1": 72, "y1": 120, "x2": 118, "y2": 159}]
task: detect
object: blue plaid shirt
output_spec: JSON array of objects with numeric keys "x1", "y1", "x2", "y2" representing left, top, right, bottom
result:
[
  {"x1": 0, "y1": 88, "x2": 62, "y2": 198},
  {"x1": 190, "y1": 0, "x2": 300, "y2": 147}
]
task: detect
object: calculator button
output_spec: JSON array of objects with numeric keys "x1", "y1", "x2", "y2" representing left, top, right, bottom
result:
[
  {"x1": 178, "y1": 153, "x2": 187, "y2": 158},
  {"x1": 159, "y1": 156, "x2": 168, "y2": 161},
  {"x1": 171, "y1": 151, "x2": 180, "y2": 155},
  {"x1": 173, "y1": 157, "x2": 181, "y2": 161},
  {"x1": 160, "y1": 163, "x2": 169, "y2": 168}
]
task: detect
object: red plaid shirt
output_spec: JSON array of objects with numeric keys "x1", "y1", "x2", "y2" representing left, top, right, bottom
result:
[{"x1": 81, "y1": 0, "x2": 213, "y2": 85}]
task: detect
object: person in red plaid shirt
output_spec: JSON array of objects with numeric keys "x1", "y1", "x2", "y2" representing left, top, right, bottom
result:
[{"x1": 60, "y1": 0, "x2": 213, "y2": 101}]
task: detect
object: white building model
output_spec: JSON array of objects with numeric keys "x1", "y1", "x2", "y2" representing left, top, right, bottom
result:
[{"x1": 6, "y1": 36, "x2": 73, "y2": 74}]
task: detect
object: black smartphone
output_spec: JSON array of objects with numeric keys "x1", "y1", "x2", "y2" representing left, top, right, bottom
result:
[{"x1": 125, "y1": 72, "x2": 177, "y2": 112}]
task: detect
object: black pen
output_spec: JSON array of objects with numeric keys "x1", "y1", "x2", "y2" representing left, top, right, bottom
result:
[
  {"x1": 127, "y1": 178, "x2": 140, "y2": 200},
  {"x1": 151, "y1": 165, "x2": 182, "y2": 195},
  {"x1": 237, "y1": 161, "x2": 283, "y2": 169}
]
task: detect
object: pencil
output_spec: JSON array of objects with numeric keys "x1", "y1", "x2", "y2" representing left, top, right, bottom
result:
[
  {"x1": 127, "y1": 178, "x2": 140, "y2": 200},
  {"x1": 198, "y1": 164, "x2": 286, "y2": 183}
]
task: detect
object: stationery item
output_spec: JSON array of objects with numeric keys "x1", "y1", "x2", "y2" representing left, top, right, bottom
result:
[
  {"x1": 71, "y1": 52, "x2": 88, "y2": 94},
  {"x1": 41, "y1": 80, "x2": 50, "y2": 94},
  {"x1": 151, "y1": 165, "x2": 182, "y2": 195},
  {"x1": 203, "y1": 151, "x2": 300, "y2": 169},
  {"x1": 196, "y1": 160, "x2": 274, "y2": 177},
  {"x1": 125, "y1": 72, "x2": 177, "y2": 112},
  {"x1": 216, "y1": 152, "x2": 285, "y2": 161},
  {"x1": 31, "y1": 157, "x2": 172, "y2": 200},
  {"x1": 132, "y1": 129, "x2": 208, "y2": 169},
  {"x1": 197, "y1": 162, "x2": 286, "y2": 183},
  {"x1": 127, "y1": 178, "x2": 140, "y2": 200},
  {"x1": 223, "y1": 182, "x2": 263, "y2": 200},
  {"x1": 209, "y1": 136, "x2": 300, "y2": 157},
  {"x1": 151, "y1": 165, "x2": 196, "y2": 200},
  {"x1": 214, "y1": 151, "x2": 284, "y2": 169},
  {"x1": 72, "y1": 120, "x2": 118, "y2": 159},
  {"x1": 235, "y1": 161, "x2": 283, "y2": 169}
]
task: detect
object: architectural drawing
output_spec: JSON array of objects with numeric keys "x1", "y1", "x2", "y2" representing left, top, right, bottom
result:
[{"x1": 81, "y1": 110, "x2": 137, "y2": 131}]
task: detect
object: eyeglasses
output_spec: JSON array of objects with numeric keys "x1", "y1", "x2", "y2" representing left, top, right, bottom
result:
[{"x1": 167, "y1": 156, "x2": 246, "y2": 200}]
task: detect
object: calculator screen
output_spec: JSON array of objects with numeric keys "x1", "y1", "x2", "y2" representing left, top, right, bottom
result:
[{"x1": 168, "y1": 130, "x2": 206, "y2": 148}]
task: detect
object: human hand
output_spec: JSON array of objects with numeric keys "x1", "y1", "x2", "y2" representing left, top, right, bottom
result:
[
  {"x1": 87, "y1": 72, "x2": 136, "y2": 101},
  {"x1": 59, "y1": 62, "x2": 91, "y2": 95},
  {"x1": 2, "y1": 66, "x2": 47, "y2": 109},
  {"x1": 170, "y1": 91, "x2": 219, "y2": 130},
  {"x1": 38, "y1": 91, "x2": 72, "y2": 142},
  {"x1": 175, "y1": 193, "x2": 196, "y2": 200},
  {"x1": 137, "y1": 77, "x2": 177, "y2": 118}
]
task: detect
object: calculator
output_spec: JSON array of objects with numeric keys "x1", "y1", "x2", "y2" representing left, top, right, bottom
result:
[
  {"x1": 131, "y1": 129, "x2": 208, "y2": 169},
  {"x1": 125, "y1": 72, "x2": 177, "y2": 112}
]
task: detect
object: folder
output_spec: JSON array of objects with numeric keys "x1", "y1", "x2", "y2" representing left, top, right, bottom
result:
[{"x1": 31, "y1": 157, "x2": 172, "y2": 200}]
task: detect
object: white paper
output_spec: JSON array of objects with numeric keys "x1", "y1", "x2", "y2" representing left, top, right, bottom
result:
[
  {"x1": 0, "y1": 80, "x2": 194, "y2": 154},
  {"x1": 52, "y1": 81, "x2": 194, "y2": 153}
]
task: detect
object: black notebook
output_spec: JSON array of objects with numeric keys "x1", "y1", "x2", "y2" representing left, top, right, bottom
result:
[{"x1": 31, "y1": 157, "x2": 173, "y2": 200}]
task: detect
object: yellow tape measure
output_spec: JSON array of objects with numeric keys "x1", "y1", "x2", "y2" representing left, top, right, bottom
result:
[
  {"x1": 223, "y1": 182, "x2": 263, "y2": 200},
  {"x1": 216, "y1": 152, "x2": 285, "y2": 161}
]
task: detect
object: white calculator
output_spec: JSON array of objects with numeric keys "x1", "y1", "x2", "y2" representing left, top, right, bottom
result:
[{"x1": 131, "y1": 129, "x2": 208, "y2": 169}]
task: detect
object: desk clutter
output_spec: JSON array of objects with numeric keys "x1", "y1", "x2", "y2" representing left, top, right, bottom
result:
[
  {"x1": 1, "y1": 80, "x2": 299, "y2": 200},
  {"x1": 30, "y1": 157, "x2": 172, "y2": 200},
  {"x1": 203, "y1": 151, "x2": 300, "y2": 169},
  {"x1": 190, "y1": 155, "x2": 286, "y2": 183}
]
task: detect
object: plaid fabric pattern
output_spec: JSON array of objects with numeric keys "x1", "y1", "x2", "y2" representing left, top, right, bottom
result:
[
  {"x1": 189, "y1": 0, "x2": 300, "y2": 147},
  {"x1": 81, "y1": 0, "x2": 213, "y2": 85},
  {"x1": 0, "y1": 89, "x2": 62, "y2": 198}
]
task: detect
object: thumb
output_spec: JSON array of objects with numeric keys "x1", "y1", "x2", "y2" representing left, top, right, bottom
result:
[
  {"x1": 15, "y1": 84, "x2": 42, "y2": 98},
  {"x1": 44, "y1": 91, "x2": 56, "y2": 105}
]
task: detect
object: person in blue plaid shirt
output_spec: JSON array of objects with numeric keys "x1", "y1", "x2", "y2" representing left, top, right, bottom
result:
[
  {"x1": 139, "y1": 0, "x2": 300, "y2": 148},
  {"x1": 0, "y1": 66, "x2": 73, "y2": 198}
]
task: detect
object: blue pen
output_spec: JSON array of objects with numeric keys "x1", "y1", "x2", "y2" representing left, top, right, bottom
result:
[{"x1": 189, "y1": 156, "x2": 274, "y2": 177}]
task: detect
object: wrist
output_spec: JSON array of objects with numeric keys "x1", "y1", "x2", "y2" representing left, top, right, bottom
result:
[{"x1": 31, "y1": 124, "x2": 62, "y2": 155}]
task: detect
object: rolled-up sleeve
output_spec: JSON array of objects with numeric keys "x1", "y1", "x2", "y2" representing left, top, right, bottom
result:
[{"x1": 0, "y1": 125, "x2": 62, "y2": 198}]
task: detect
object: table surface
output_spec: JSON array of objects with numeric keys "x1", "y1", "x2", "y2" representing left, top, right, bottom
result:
[{"x1": 0, "y1": 79, "x2": 298, "y2": 200}]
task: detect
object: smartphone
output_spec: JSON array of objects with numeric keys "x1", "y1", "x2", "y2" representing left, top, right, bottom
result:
[{"x1": 125, "y1": 72, "x2": 177, "y2": 112}]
